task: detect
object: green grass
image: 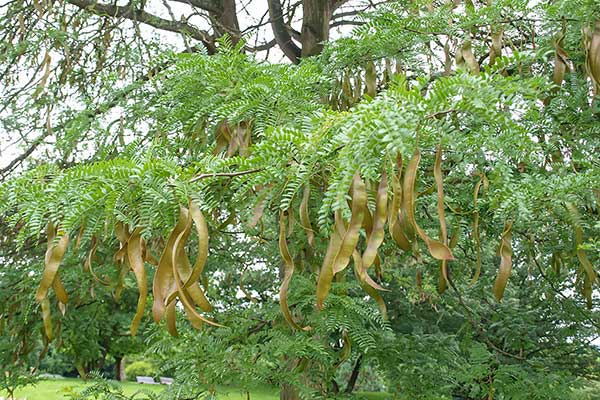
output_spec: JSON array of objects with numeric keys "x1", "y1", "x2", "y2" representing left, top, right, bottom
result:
[
  {"x1": 1, "y1": 378, "x2": 281, "y2": 400},
  {"x1": 1, "y1": 379, "x2": 395, "y2": 400}
]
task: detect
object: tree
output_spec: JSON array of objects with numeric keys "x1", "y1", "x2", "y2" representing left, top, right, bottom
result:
[{"x1": 1, "y1": 1, "x2": 599, "y2": 399}]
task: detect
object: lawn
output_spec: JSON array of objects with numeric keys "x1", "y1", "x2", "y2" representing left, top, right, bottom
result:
[{"x1": 1, "y1": 378, "x2": 392, "y2": 400}]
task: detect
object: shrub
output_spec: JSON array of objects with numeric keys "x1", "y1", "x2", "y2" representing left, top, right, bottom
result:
[{"x1": 124, "y1": 361, "x2": 156, "y2": 381}]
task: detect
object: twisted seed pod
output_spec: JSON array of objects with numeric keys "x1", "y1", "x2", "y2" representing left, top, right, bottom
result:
[
  {"x1": 126, "y1": 229, "x2": 147, "y2": 336},
  {"x1": 279, "y1": 211, "x2": 311, "y2": 331},
  {"x1": 36, "y1": 223, "x2": 69, "y2": 303},
  {"x1": 493, "y1": 221, "x2": 513, "y2": 301},
  {"x1": 317, "y1": 172, "x2": 367, "y2": 309}
]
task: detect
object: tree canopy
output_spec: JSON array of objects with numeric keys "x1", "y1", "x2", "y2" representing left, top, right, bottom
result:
[{"x1": 0, "y1": 0, "x2": 599, "y2": 399}]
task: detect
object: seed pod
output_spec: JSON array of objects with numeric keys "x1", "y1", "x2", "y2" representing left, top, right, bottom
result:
[
  {"x1": 404, "y1": 148, "x2": 453, "y2": 260},
  {"x1": 36, "y1": 223, "x2": 69, "y2": 302},
  {"x1": 584, "y1": 21, "x2": 600, "y2": 92},
  {"x1": 279, "y1": 211, "x2": 311, "y2": 331},
  {"x1": 299, "y1": 184, "x2": 315, "y2": 247},
  {"x1": 492, "y1": 221, "x2": 513, "y2": 301},
  {"x1": 459, "y1": 39, "x2": 480, "y2": 74},
  {"x1": 127, "y1": 229, "x2": 148, "y2": 336},
  {"x1": 565, "y1": 203, "x2": 597, "y2": 308},
  {"x1": 352, "y1": 250, "x2": 387, "y2": 318},
  {"x1": 152, "y1": 207, "x2": 188, "y2": 323},
  {"x1": 52, "y1": 273, "x2": 69, "y2": 305},
  {"x1": 317, "y1": 172, "x2": 367, "y2": 309},
  {"x1": 470, "y1": 174, "x2": 486, "y2": 284},
  {"x1": 41, "y1": 298, "x2": 53, "y2": 342},
  {"x1": 365, "y1": 61, "x2": 377, "y2": 98},
  {"x1": 389, "y1": 154, "x2": 411, "y2": 251},
  {"x1": 362, "y1": 172, "x2": 388, "y2": 270},
  {"x1": 184, "y1": 201, "x2": 210, "y2": 288},
  {"x1": 171, "y1": 208, "x2": 223, "y2": 328},
  {"x1": 434, "y1": 145, "x2": 451, "y2": 290},
  {"x1": 165, "y1": 300, "x2": 178, "y2": 337}
]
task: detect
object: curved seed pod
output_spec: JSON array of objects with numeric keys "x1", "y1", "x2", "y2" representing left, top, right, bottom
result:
[
  {"x1": 113, "y1": 261, "x2": 129, "y2": 301},
  {"x1": 279, "y1": 211, "x2": 311, "y2": 331},
  {"x1": 36, "y1": 223, "x2": 69, "y2": 302},
  {"x1": 317, "y1": 173, "x2": 367, "y2": 309},
  {"x1": 553, "y1": 33, "x2": 569, "y2": 86},
  {"x1": 165, "y1": 300, "x2": 178, "y2": 337},
  {"x1": 389, "y1": 154, "x2": 411, "y2": 251},
  {"x1": 566, "y1": 203, "x2": 597, "y2": 305},
  {"x1": 113, "y1": 222, "x2": 130, "y2": 263},
  {"x1": 365, "y1": 61, "x2": 377, "y2": 97},
  {"x1": 299, "y1": 184, "x2": 315, "y2": 247},
  {"x1": 438, "y1": 226, "x2": 460, "y2": 294},
  {"x1": 352, "y1": 250, "x2": 387, "y2": 318},
  {"x1": 460, "y1": 39, "x2": 480, "y2": 74},
  {"x1": 127, "y1": 229, "x2": 148, "y2": 336},
  {"x1": 171, "y1": 210, "x2": 223, "y2": 328},
  {"x1": 404, "y1": 148, "x2": 453, "y2": 260},
  {"x1": 434, "y1": 145, "x2": 452, "y2": 290},
  {"x1": 85, "y1": 236, "x2": 112, "y2": 286},
  {"x1": 52, "y1": 273, "x2": 69, "y2": 305},
  {"x1": 41, "y1": 298, "x2": 53, "y2": 341},
  {"x1": 248, "y1": 192, "x2": 267, "y2": 228},
  {"x1": 470, "y1": 175, "x2": 485, "y2": 284},
  {"x1": 152, "y1": 207, "x2": 188, "y2": 323},
  {"x1": 362, "y1": 172, "x2": 388, "y2": 270},
  {"x1": 584, "y1": 21, "x2": 600, "y2": 91},
  {"x1": 493, "y1": 221, "x2": 513, "y2": 301},
  {"x1": 183, "y1": 201, "x2": 209, "y2": 288},
  {"x1": 332, "y1": 173, "x2": 367, "y2": 274},
  {"x1": 167, "y1": 248, "x2": 212, "y2": 312}
]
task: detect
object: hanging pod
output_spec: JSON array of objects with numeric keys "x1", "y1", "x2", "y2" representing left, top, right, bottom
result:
[
  {"x1": 278, "y1": 211, "x2": 311, "y2": 331},
  {"x1": 299, "y1": 184, "x2": 315, "y2": 247},
  {"x1": 492, "y1": 221, "x2": 513, "y2": 301},
  {"x1": 433, "y1": 145, "x2": 451, "y2": 292},
  {"x1": 35, "y1": 222, "x2": 69, "y2": 303},
  {"x1": 316, "y1": 172, "x2": 367, "y2": 309},
  {"x1": 470, "y1": 173, "x2": 488, "y2": 284},
  {"x1": 403, "y1": 147, "x2": 453, "y2": 261},
  {"x1": 584, "y1": 20, "x2": 600, "y2": 92},
  {"x1": 389, "y1": 153, "x2": 411, "y2": 251},
  {"x1": 361, "y1": 172, "x2": 389, "y2": 291},
  {"x1": 126, "y1": 229, "x2": 148, "y2": 336}
]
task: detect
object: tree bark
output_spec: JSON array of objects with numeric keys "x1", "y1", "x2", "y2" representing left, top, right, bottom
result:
[
  {"x1": 280, "y1": 383, "x2": 301, "y2": 400},
  {"x1": 268, "y1": 0, "x2": 301, "y2": 63},
  {"x1": 115, "y1": 357, "x2": 126, "y2": 381},
  {"x1": 344, "y1": 355, "x2": 362, "y2": 393},
  {"x1": 300, "y1": 0, "x2": 331, "y2": 57},
  {"x1": 210, "y1": 0, "x2": 241, "y2": 44}
]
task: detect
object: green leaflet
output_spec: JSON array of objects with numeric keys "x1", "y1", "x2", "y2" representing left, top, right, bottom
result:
[
  {"x1": 35, "y1": 222, "x2": 69, "y2": 303},
  {"x1": 278, "y1": 211, "x2": 311, "y2": 331},
  {"x1": 493, "y1": 221, "x2": 513, "y2": 301}
]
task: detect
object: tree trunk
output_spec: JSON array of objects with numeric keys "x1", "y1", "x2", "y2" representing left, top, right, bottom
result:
[
  {"x1": 344, "y1": 355, "x2": 362, "y2": 393},
  {"x1": 211, "y1": 0, "x2": 240, "y2": 44},
  {"x1": 301, "y1": 0, "x2": 331, "y2": 57},
  {"x1": 280, "y1": 383, "x2": 301, "y2": 400},
  {"x1": 115, "y1": 357, "x2": 126, "y2": 381}
]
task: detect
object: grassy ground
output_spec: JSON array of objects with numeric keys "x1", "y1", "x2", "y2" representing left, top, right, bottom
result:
[{"x1": 1, "y1": 379, "x2": 392, "y2": 400}]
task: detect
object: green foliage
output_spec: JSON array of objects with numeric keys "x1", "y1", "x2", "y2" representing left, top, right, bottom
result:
[{"x1": 125, "y1": 362, "x2": 157, "y2": 382}]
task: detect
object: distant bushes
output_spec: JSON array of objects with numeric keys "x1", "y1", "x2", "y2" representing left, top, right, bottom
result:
[{"x1": 125, "y1": 361, "x2": 156, "y2": 381}]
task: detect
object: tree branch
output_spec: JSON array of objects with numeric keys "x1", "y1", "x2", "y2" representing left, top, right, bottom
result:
[
  {"x1": 66, "y1": 0, "x2": 215, "y2": 51},
  {"x1": 267, "y1": 0, "x2": 301, "y2": 64}
]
